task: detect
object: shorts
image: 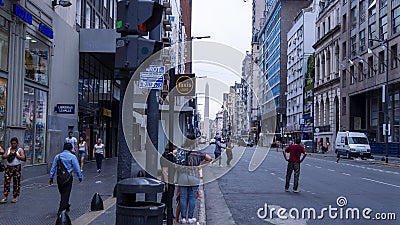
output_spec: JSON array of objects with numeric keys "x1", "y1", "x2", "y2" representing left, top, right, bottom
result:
[{"x1": 78, "y1": 150, "x2": 86, "y2": 158}]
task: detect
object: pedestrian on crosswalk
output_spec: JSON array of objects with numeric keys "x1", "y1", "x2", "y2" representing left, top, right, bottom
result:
[{"x1": 283, "y1": 139, "x2": 307, "y2": 193}]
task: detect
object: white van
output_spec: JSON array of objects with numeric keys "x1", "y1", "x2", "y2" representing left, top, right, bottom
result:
[{"x1": 335, "y1": 132, "x2": 372, "y2": 159}]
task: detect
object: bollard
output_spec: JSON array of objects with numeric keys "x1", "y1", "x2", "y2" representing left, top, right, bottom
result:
[
  {"x1": 91, "y1": 193, "x2": 104, "y2": 211},
  {"x1": 113, "y1": 184, "x2": 117, "y2": 198},
  {"x1": 55, "y1": 210, "x2": 71, "y2": 225},
  {"x1": 137, "y1": 170, "x2": 145, "y2": 177}
]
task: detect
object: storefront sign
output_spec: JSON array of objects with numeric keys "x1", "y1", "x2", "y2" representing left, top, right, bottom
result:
[
  {"x1": 13, "y1": 4, "x2": 33, "y2": 25},
  {"x1": 175, "y1": 74, "x2": 195, "y2": 96},
  {"x1": 102, "y1": 108, "x2": 112, "y2": 117},
  {"x1": 55, "y1": 104, "x2": 75, "y2": 114},
  {"x1": 39, "y1": 23, "x2": 54, "y2": 39}
]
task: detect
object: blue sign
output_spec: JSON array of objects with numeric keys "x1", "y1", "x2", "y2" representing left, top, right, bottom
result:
[
  {"x1": 139, "y1": 66, "x2": 165, "y2": 90},
  {"x1": 13, "y1": 4, "x2": 33, "y2": 25},
  {"x1": 55, "y1": 104, "x2": 75, "y2": 114},
  {"x1": 39, "y1": 23, "x2": 54, "y2": 39},
  {"x1": 0, "y1": 0, "x2": 4, "y2": 7}
]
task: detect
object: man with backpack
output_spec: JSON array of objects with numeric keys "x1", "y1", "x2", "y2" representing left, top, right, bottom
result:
[{"x1": 49, "y1": 143, "x2": 83, "y2": 215}]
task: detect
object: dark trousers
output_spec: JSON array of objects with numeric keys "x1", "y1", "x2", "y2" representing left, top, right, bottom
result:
[
  {"x1": 95, "y1": 153, "x2": 103, "y2": 170},
  {"x1": 57, "y1": 177, "x2": 73, "y2": 212},
  {"x1": 285, "y1": 161, "x2": 300, "y2": 190},
  {"x1": 161, "y1": 184, "x2": 175, "y2": 218}
]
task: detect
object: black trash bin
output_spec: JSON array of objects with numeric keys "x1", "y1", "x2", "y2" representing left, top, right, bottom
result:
[{"x1": 116, "y1": 177, "x2": 165, "y2": 225}]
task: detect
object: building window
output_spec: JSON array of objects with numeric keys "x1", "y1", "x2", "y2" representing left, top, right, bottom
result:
[
  {"x1": 379, "y1": 0, "x2": 387, "y2": 8},
  {"x1": 85, "y1": 3, "x2": 91, "y2": 29},
  {"x1": 391, "y1": 44, "x2": 398, "y2": 69},
  {"x1": 322, "y1": 22, "x2": 325, "y2": 35},
  {"x1": 342, "y1": 69, "x2": 347, "y2": 87},
  {"x1": 337, "y1": 9, "x2": 340, "y2": 25},
  {"x1": 359, "y1": 29, "x2": 366, "y2": 52},
  {"x1": 76, "y1": 0, "x2": 82, "y2": 25},
  {"x1": 95, "y1": 14, "x2": 100, "y2": 29},
  {"x1": 350, "y1": 65, "x2": 355, "y2": 84},
  {"x1": 351, "y1": 7, "x2": 357, "y2": 30},
  {"x1": 317, "y1": 26, "x2": 320, "y2": 39},
  {"x1": 0, "y1": 17, "x2": 9, "y2": 72},
  {"x1": 358, "y1": 61, "x2": 364, "y2": 81},
  {"x1": 393, "y1": 6, "x2": 400, "y2": 34},
  {"x1": 368, "y1": 56, "x2": 374, "y2": 77},
  {"x1": 368, "y1": 22, "x2": 376, "y2": 46},
  {"x1": 379, "y1": 15, "x2": 388, "y2": 40},
  {"x1": 0, "y1": 78, "x2": 7, "y2": 149},
  {"x1": 328, "y1": 16, "x2": 331, "y2": 31},
  {"x1": 342, "y1": 97, "x2": 347, "y2": 115},
  {"x1": 360, "y1": 0, "x2": 366, "y2": 24},
  {"x1": 23, "y1": 87, "x2": 47, "y2": 165},
  {"x1": 371, "y1": 98, "x2": 379, "y2": 126},
  {"x1": 103, "y1": 0, "x2": 107, "y2": 9},
  {"x1": 351, "y1": 35, "x2": 357, "y2": 57},
  {"x1": 379, "y1": 51, "x2": 385, "y2": 73},
  {"x1": 342, "y1": 41, "x2": 347, "y2": 60},
  {"x1": 25, "y1": 34, "x2": 49, "y2": 86},
  {"x1": 343, "y1": 14, "x2": 347, "y2": 32},
  {"x1": 369, "y1": 3, "x2": 376, "y2": 17}
]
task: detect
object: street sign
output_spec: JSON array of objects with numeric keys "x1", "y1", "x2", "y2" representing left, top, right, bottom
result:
[
  {"x1": 299, "y1": 118, "x2": 305, "y2": 125},
  {"x1": 170, "y1": 73, "x2": 195, "y2": 96},
  {"x1": 139, "y1": 65, "x2": 165, "y2": 89}
]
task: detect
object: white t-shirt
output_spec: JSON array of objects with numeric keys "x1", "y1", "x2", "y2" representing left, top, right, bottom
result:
[
  {"x1": 94, "y1": 143, "x2": 104, "y2": 154},
  {"x1": 65, "y1": 137, "x2": 78, "y2": 151}
]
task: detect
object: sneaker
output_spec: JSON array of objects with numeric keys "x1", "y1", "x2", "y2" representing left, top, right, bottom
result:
[
  {"x1": 293, "y1": 189, "x2": 300, "y2": 193},
  {"x1": 80, "y1": 169, "x2": 83, "y2": 173},
  {"x1": 188, "y1": 218, "x2": 197, "y2": 224},
  {"x1": 219, "y1": 165, "x2": 223, "y2": 167},
  {"x1": 0, "y1": 197, "x2": 7, "y2": 204},
  {"x1": 11, "y1": 197, "x2": 17, "y2": 203},
  {"x1": 285, "y1": 189, "x2": 289, "y2": 192},
  {"x1": 180, "y1": 219, "x2": 187, "y2": 224}
]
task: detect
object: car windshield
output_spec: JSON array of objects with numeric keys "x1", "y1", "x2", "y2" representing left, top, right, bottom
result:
[{"x1": 349, "y1": 137, "x2": 369, "y2": 144}]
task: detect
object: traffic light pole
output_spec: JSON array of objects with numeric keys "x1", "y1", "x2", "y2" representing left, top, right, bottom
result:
[{"x1": 167, "y1": 68, "x2": 175, "y2": 225}]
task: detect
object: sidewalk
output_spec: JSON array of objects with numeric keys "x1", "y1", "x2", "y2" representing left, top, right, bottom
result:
[{"x1": 0, "y1": 158, "x2": 117, "y2": 225}]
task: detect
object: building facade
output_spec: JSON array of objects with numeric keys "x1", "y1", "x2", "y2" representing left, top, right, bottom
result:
[
  {"x1": 257, "y1": 0, "x2": 312, "y2": 142},
  {"x1": 313, "y1": 0, "x2": 341, "y2": 148},
  {"x1": 340, "y1": 0, "x2": 400, "y2": 144},
  {"x1": 286, "y1": 0, "x2": 318, "y2": 140}
]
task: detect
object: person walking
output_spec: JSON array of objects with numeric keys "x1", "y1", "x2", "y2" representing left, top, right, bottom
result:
[
  {"x1": 92, "y1": 138, "x2": 105, "y2": 173},
  {"x1": 160, "y1": 144, "x2": 178, "y2": 222},
  {"x1": 212, "y1": 135, "x2": 225, "y2": 167},
  {"x1": 77, "y1": 136, "x2": 87, "y2": 172},
  {"x1": 176, "y1": 134, "x2": 212, "y2": 224},
  {"x1": 65, "y1": 131, "x2": 78, "y2": 154},
  {"x1": 283, "y1": 139, "x2": 307, "y2": 193},
  {"x1": 49, "y1": 143, "x2": 83, "y2": 214},
  {"x1": 0, "y1": 137, "x2": 25, "y2": 204},
  {"x1": 225, "y1": 137, "x2": 233, "y2": 167}
]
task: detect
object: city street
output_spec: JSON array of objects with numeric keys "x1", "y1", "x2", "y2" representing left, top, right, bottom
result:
[{"x1": 203, "y1": 144, "x2": 400, "y2": 225}]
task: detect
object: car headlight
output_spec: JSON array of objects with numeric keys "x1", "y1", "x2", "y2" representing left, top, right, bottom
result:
[{"x1": 350, "y1": 149, "x2": 356, "y2": 152}]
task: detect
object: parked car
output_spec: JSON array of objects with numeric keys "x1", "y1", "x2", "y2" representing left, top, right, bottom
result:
[
  {"x1": 301, "y1": 140, "x2": 314, "y2": 153},
  {"x1": 335, "y1": 132, "x2": 372, "y2": 159}
]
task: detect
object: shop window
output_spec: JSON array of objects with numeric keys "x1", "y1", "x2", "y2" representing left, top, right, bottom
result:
[
  {"x1": 23, "y1": 87, "x2": 47, "y2": 165},
  {"x1": 0, "y1": 17, "x2": 9, "y2": 71},
  {"x1": 25, "y1": 34, "x2": 49, "y2": 86},
  {"x1": 0, "y1": 78, "x2": 6, "y2": 148}
]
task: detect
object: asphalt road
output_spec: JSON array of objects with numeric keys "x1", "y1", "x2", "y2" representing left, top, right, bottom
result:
[{"x1": 203, "y1": 144, "x2": 400, "y2": 225}]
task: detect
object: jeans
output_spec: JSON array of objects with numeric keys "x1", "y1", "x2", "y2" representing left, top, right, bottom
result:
[
  {"x1": 285, "y1": 161, "x2": 300, "y2": 190},
  {"x1": 95, "y1": 153, "x2": 103, "y2": 170},
  {"x1": 179, "y1": 186, "x2": 198, "y2": 219}
]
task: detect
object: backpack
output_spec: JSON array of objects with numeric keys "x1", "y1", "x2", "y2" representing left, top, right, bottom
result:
[
  {"x1": 57, "y1": 155, "x2": 72, "y2": 186},
  {"x1": 175, "y1": 149, "x2": 188, "y2": 166}
]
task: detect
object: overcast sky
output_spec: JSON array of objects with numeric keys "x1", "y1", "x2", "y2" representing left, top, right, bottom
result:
[{"x1": 192, "y1": 0, "x2": 252, "y2": 120}]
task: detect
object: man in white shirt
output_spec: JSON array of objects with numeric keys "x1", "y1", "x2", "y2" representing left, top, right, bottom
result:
[{"x1": 65, "y1": 131, "x2": 78, "y2": 154}]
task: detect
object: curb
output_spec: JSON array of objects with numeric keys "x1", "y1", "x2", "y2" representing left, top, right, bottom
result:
[{"x1": 369, "y1": 161, "x2": 400, "y2": 168}]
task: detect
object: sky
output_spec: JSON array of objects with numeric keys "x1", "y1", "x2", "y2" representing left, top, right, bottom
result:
[{"x1": 191, "y1": 0, "x2": 252, "y2": 120}]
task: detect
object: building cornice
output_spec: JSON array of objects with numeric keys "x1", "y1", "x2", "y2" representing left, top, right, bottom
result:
[{"x1": 312, "y1": 24, "x2": 340, "y2": 49}]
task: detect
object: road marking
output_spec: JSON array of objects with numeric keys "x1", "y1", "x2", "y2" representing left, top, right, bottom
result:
[
  {"x1": 342, "y1": 173, "x2": 351, "y2": 176},
  {"x1": 305, "y1": 164, "x2": 311, "y2": 166},
  {"x1": 328, "y1": 169, "x2": 335, "y2": 172},
  {"x1": 278, "y1": 177, "x2": 285, "y2": 182},
  {"x1": 271, "y1": 173, "x2": 276, "y2": 176},
  {"x1": 72, "y1": 196, "x2": 116, "y2": 225},
  {"x1": 315, "y1": 166, "x2": 321, "y2": 169},
  {"x1": 361, "y1": 178, "x2": 400, "y2": 188}
]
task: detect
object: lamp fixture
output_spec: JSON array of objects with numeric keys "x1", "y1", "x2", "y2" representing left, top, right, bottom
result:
[{"x1": 52, "y1": 0, "x2": 72, "y2": 7}]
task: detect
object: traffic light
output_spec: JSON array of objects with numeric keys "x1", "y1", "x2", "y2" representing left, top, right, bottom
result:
[
  {"x1": 116, "y1": 0, "x2": 163, "y2": 35},
  {"x1": 115, "y1": 35, "x2": 163, "y2": 70}
]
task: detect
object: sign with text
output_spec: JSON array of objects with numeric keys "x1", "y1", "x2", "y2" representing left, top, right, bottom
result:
[
  {"x1": 55, "y1": 104, "x2": 75, "y2": 114},
  {"x1": 139, "y1": 65, "x2": 165, "y2": 90},
  {"x1": 172, "y1": 73, "x2": 195, "y2": 96}
]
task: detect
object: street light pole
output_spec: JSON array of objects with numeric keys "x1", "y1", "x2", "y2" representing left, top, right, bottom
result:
[{"x1": 369, "y1": 38, "x2": 390, "y2": 163}]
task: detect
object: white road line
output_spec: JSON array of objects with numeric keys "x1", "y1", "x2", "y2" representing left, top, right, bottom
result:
[
  {"x1": 361, "y1": 178, "x2": 400, "y2": 188},
  {"x1": 315, "y1": 166, "x2": 321, "y2": 169},
  {"x1": 278, "y1": 177, "x2": 285, "y2": 182},
  {"x1": 270, "y1": 173, "x2": 276, "y2": 176},
  {"x1": 342, "y1": 173, "x2": 351, "y2": 176},
  {"x1": 306, "y1": 164, "x2": 311, "y2": 166},
  {"x1": 328, "y1": 169, "x2": 335, "y2": 172}
]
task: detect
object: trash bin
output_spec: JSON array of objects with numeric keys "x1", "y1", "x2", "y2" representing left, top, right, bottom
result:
[{"x1": 116, "y1": 177, "x2": 165, "y2": 225}]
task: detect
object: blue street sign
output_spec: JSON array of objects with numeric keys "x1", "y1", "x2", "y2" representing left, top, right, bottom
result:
[
  {"x1": 54, "y1": 104, "x2": 75, "y2": 114},
  {"x1": 139, "y1": 65, "x2": 165, "y2": 90}
]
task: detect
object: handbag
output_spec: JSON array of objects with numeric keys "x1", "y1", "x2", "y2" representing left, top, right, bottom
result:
[{"x1": 178, "y1": 172, "x2": 200, "y2": 186}]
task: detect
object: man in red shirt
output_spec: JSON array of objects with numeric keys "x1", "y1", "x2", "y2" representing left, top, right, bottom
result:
[{"x1": 283, "y1": 139, "x2": 307, "y2": 193}]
